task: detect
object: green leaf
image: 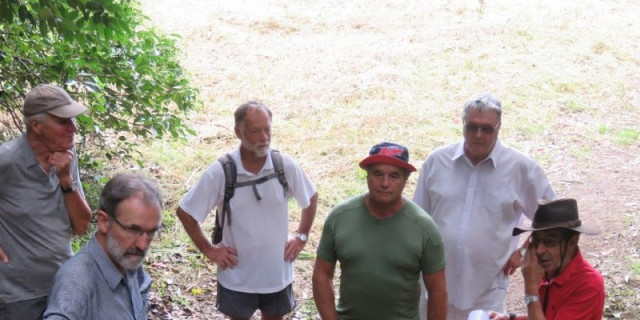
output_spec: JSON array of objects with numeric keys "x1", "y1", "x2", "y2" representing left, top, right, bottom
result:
[{"x1": 1, "y1": 0, "x2": 198, "y2": 169}]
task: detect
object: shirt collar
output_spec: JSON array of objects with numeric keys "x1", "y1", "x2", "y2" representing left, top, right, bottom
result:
[
  {"x1": 547, "y1": 248, "x2": 585, "y2": 287},
  {"x1": 17, "y1": 134, "x2": 40, "y2": 169},
  {"x1": 232, "y1": 147, "x2": 274, "y2": 176},
  {"x1": 453, "y1": 139, "x2": 503, "y2": 168},
  {"x1": 86, "y1": 233, "x2": 126, "y2": 291}
]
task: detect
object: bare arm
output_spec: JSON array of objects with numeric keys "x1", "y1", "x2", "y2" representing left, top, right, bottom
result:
[
  {"x1": 503, "y1": 247, "x2": 524, "y2": 275},
  {"x1": 52, "y1": 150, "x2": 91, "y2": 235},
  {"x1": 488, "y1": 311, "x2": 528, "y2": 320},
  {"x1": 312, "y1": 258, "x2": 339, "y2": 320},
  {"x1": 423, "y1": 269, "x2": 447, "y2": 320},
  {"x1": 0, "y1": 243, "x2": 7, "y2": 263},
  {"x1": 285, "y1": 192, "x2": 318, "y2": 261},
  {"x1": 176, "y1": 207, "x2": 238, "y2": 269}
]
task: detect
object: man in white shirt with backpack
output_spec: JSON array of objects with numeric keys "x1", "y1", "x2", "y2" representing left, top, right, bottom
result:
[{"x1": 177, "y1": 100, "x2": 318, "y2": 320}]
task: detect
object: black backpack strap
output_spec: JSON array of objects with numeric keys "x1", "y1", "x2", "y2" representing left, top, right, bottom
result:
[
  {"x1": 236, "y1": 172, "x2": 278, "y2": 200},
  {"x1": 212, "y1": 153, "x2": 236, "y2": 244},
  {"x1": 232, "y1": 150, "x2": 288, "y2": 200},
  {"x1": 211, "y1": 150, "x2": 288, "y2": 243},
  {"x1": 219, "y1": 153, "x2": 236, "y2": 226},
  {"x1": 270, "y1": 149, "x2": 288, "y2": 197}
]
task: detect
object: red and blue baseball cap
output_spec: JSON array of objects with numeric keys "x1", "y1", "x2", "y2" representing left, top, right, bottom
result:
[{"x1": 359, "y1": 142, "x2": 417, "y2": 172}]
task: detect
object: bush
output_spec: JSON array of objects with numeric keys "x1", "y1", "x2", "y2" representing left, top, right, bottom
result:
[{"x1": 0, "y1": 0, "x2": 199, "y2": 169}]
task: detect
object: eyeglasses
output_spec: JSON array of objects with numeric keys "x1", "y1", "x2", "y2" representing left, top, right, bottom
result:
[
  {"x1": 464, "y1": 123, "x2": 500, "y2": 135},
  {"x1": 529, "y1": 236, "x2": 562, "y2": 248},
  {"x1": 110, "y1": 215, "x2": 162, "y2": 240}
]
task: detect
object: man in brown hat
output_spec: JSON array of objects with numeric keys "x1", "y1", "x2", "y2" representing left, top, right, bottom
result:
[
  {"x1": 0, "y1": 84, "x2": 92, "y2": 320},
  {"x1": 488, "y1": 198, "x2": 605, "y2": 320},
  {"x1": 312, "y1": 142, "x2": 447, "y2": 320}
]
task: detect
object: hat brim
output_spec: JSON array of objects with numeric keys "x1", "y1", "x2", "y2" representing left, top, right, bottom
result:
[
  {"x1": 512, "y1": 224, "x2": 601, "y2": 236},
  {"x1": 46, "y1": 101, "x2": 88, "y2": 118},
  {"x1": 359, "y1": 155, "x2": 417, "y2": 172}
]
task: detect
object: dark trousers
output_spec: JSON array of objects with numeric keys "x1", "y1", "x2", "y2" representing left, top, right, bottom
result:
[{"x1": 0, "y1": 296, "x2": 47, "y2": 320}]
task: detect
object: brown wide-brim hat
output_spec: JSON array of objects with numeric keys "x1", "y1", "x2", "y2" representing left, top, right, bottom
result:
[
  {"x1": 22, "y1": 84, "x2": 88, "y2": 118},
  {"x1": 513, "y1": 198, "x2": 601, "y2": 236}
]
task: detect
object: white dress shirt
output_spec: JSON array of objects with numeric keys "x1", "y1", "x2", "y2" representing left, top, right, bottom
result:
[{"x1": 413, "y1": 139, "x2": 555, "y2": 310}]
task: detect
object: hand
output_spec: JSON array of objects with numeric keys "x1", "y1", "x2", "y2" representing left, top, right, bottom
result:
[
  {"x1": 521, "y1": 238, "x2": 545, "y2": 290},
  {"x1": 0, "y1": 242, "x2": 8, "y2": 264},
  {"x1": 48, "y1": 150, "x2": 74, "y2": 185},
  {"x1": 206, "y1": 244, "x2": 238, "y2": 269},
  {"x1": 284, "y1": 236, "x2": 305, "y2": 262},
  {"x1": 503, "y1": 246, "x2": 524, "y2": 275},
  {"x1": 488, "y1": 311, "x2": 509, "y2": 320}
]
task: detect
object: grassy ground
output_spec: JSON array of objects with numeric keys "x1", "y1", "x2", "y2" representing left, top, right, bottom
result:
[{"x1": 118, "y1": 0, "x2": 640, "y2": 318}]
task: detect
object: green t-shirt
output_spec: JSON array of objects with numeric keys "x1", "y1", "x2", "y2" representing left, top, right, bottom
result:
[{"x1": 316, "y1": 194, "x2": 445, "y2": 320}]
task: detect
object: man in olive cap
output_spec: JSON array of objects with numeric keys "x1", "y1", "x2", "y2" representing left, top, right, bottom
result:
[
  {"x1": 313, "y1": 142, "x2": 447, "y2": 320},
  {"x1": 489, "y1": 198, "x2": 605, "y2": 320},
  {"x1": 0, "y1": 84, "x2": 92, "y2": 320}
]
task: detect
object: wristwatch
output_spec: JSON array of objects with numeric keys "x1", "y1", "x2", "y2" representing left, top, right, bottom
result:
[
  {"x1": 60, "y1": 183, "x2": 76, "y2": 194},
  {"x1": 524, "y1": 294, "x2": 540, "y2": 306},
  {"x1": 296, "y1": 233, "x2": 308, "y2": 242}
]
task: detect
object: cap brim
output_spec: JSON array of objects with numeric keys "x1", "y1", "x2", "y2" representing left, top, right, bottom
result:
[
  {"x1": 359, "y1": 155, "x2": 417, "y2": 172},
  {"x1": 47, "y1": 101, "x2": 88, "y2": 118}
]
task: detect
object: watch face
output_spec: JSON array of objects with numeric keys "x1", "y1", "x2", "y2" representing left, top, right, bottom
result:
[
  {"x1": 298, "y1": 233, "x2": 308, "y2": 241},
  {"x1": 524, "y1": 295, "x2": 539, "y2": 305}
]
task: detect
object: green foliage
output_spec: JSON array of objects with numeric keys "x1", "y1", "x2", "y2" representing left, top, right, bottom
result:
[
  {"x1": 616, "y1": 128, "x2": 639, "y2": 145},
  {"x1": 564, "y1": 100, "x2": 585, "y2": 112},
  {"x1": 598, "y1": 124, "x2": 608, "y2": 134},
  {"x1": 0, "y1": 0, "x2": 199, "y2": 166}
]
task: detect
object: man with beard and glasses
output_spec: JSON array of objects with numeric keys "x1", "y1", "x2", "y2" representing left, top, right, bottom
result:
[
  {"x1": 43, "y1": 174, "x2": 163, "y2": 320},
  {"x1": 0, "y1": 84, "x2": 92, "y2": 320},
  {"x1": 488, "y1": 198, "x2": 604, "y2": 320},
  {"x1": 177, "y1": 100, "x2": 318, "y2": 320}
]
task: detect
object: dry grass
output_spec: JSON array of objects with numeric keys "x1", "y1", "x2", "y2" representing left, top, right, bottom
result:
[{"x1": 133, "y1": 0, "x2": 640, "y2": 319}]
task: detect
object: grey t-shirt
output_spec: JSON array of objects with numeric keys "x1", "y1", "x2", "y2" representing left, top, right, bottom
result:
[{"x1": 0, "y1": 134, "x2": 84, "y2": 303}]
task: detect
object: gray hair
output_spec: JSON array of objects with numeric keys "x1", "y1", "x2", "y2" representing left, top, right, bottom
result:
[
  {"x1": 234, "y1": 100, "x2": 273, "y2": 128},
  {"x1": 99, "y1": 174, "x2": 164, "y2": 218},
  {"x1": 23, "y1": 113, "x2": 49, "y2": 131},
  {"x1": 462, "y1": 94, "x2": 502, "y2": 123}
]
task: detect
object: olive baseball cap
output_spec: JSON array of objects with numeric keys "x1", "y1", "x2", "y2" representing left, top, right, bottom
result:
[{"x1": 22, "y1": 84, "x2": 88, "y2": 118}]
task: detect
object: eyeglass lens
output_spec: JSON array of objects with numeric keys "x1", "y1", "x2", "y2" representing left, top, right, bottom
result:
[{"x1": 111, "y1": 215, "x2": 159, "y2": 239}]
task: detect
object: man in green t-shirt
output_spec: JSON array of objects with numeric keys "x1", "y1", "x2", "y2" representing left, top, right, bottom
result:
[{"x1": 312, "y1": 142, "x2": 447, "y2": 320}]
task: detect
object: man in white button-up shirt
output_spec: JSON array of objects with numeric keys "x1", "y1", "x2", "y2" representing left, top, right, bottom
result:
[{"x1": 413, "y1": 93, "x2": 556, "y2": 320}]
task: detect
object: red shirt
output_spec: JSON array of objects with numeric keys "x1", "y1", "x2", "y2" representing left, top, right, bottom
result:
[{"x1": 539, "y1": 249, "x2": 605, "y2": 320}]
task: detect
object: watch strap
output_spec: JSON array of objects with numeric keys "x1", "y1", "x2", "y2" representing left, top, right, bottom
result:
[
  {"x1": 60, "y1": 184, "x2": 75, "y2": 193},
  {"x1": 524, "y1": 294, "x2": 540, "y2": 306}
]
